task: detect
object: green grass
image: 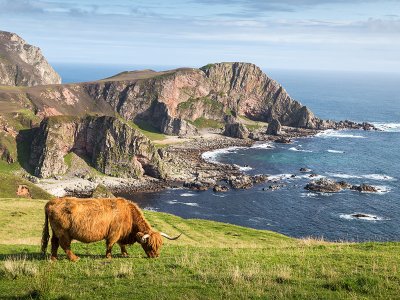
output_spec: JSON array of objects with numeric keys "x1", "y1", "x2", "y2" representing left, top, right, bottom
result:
[
  {"x1": 0, "y1": 174, "x2": 52, "y2": 200},
  {"x1": 63, "y1": 153, "x2": 73, "y2": 169},
  {"x1": 127, "y1": 120, "x2": 167, "y2": 141},
  {"x1": 0, "y1": 198, "x2": 399, "y2": 299},
  {"x1": 189, "y1": 117, "x2": 224, "y2": 129},
  {"x1": 177, "y1": 96, "x2": 224, "y2": 112}
]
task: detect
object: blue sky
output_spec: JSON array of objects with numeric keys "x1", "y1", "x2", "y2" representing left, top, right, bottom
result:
[{"x1": 1, "y1": 0, "x2": 399, "y2": 72}]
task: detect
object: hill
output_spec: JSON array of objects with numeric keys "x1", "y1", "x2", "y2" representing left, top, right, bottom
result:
[
  {"x1": 0, "y1": 31, "x2": 61, "y2": 87},
  {"x1": 0, "y1": 197, "x2": 399, "y2": 299}
]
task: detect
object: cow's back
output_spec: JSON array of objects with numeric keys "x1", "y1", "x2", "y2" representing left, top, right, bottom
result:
[{"x1": 46, "y1": 197, "x2": 133, "y2": 243}]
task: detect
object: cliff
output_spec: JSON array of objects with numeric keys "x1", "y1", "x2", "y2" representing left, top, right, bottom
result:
[
  {"x1": 29, "y1": 115, "x2": 165, "y2": 179},
  {"x1": 80, "y1": 63, "x2": 324, "y2": 135},
  {"x1": 0, "y1": 61, "x2": 333, "y2": 137},
  {"x1": 0, "y1": 31, "x2": 61, "y2": 86}
]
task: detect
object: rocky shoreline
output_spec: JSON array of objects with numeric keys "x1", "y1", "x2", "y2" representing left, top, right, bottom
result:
[
  {"x1": 28, "y1": 120, "x2": 382, "y2": 198},
  {"x1": 32, "y1": 124, "x2": 376, "y2": 198}
]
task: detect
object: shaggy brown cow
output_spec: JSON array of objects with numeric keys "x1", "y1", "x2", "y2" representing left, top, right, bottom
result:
[{"x1": 41, "y1": 197, "x2": 181, "y2": 261}]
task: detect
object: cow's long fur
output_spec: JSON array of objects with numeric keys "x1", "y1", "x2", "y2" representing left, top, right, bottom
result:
[{"x1": 41, "y1": 197, "x2": 166, "y2": 261}]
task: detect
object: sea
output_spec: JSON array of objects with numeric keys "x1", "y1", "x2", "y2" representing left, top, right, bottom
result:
[{"x1": 55, "y1": 63, "x2": 400, "y2": 242}]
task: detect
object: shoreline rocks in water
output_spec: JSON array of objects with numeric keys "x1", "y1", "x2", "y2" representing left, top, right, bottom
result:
[
  {"x1": 305, "y1": 178, "x2": 348, "y2": 193},
  {"x1": 213, "y1": 185, "x2": 229, "y2": 192},
  {"x1": 351, "y1": 184, "x2": 378, "y2": 193},
  {"x1": 305, "y1": 178, "x2": 380, "y2": 194}
]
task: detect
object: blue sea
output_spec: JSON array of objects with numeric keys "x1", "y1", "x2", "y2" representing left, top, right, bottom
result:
[{"x1": 55, "y1": 64, "x2": 400, "y2": 242}]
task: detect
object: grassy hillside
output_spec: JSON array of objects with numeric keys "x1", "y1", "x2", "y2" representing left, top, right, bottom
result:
[
  {"x1": 0, "y1": 198, "x2": 399, "y2": 299},
  {"x1": 0, "y1": 174, "x2": 53, "y2": 199}
]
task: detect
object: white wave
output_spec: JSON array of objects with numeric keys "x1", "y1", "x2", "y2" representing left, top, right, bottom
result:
[
  {"x1": 167, "y1": 200, "x2": 199, "y2": 207},
  {"x1": 268, "y1": 173, "x2": 296, "y2": 181},
  {"x1": 234, "y1": 164, "x2": 253, "y2": 171},
  {"x1": 180, "y1": 193, "x2": 197, "y2": 197},
  {"x1": 143, "y1": 207, "x2": 158, "y2": 212},
  {"x1": 339, "y1": 213, "x2": 387, "y2": 221},
  {"x1": 372, "y1": 185, "x2": 391, "y2": 194},
  {"x1": 316, "y1": 129, "x2": 365, "y2": 139},
  {"x1": 372, "y1": 122, "x2": 400, "y2": 132},
  {"x1": 363, "y1": 174, "x2": 396, "y2": 181},
  {"x1": 326, "y1": 173, "x2": 395, "y2": 181},
  {"x1": 289, "y1": 147, "x2": 313, "y2": 153},
  {"x1": 201, "y1": 146, "x2": 246, "y2": 163},
  {"x1": 327, "y1": 149, "x2": 345, "y2": 154},
  {"x1": 251, "y1": 142, "x2": 275, "y2": 149},
  {"x1": 300, "y1": 192, "x2": 334, "y2": 198}
]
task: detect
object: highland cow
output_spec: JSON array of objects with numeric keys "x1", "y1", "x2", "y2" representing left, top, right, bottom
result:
[{"x1": 41, "y1": 197, "x2": 181, "y2": 261}]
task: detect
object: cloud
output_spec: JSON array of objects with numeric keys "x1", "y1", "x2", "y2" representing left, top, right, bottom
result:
[
  {"x1": 0, "y1": 0, "x2": 45, "y2": 14},
  {"x1": 191, "y1": 0, "x2": 398, "y2": 14}
]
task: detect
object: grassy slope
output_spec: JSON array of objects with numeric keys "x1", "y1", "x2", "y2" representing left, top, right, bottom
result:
[
  {"x1": 0, "y1": 198, "x2": 399, "y2": 300},
  {"x1": 0, "y1": 174, "x2": 53, "y2": 200}
]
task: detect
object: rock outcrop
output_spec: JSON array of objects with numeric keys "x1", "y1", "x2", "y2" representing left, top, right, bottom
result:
[
  {"x1": 351, "y1": 184, "x2": 378, "y2": 193},
  {"x1": 0, "y1": 31, "x2": 61, "y2": 86},
  {"x1": 223, "y1": 122, "x2": 249, "y2": 139},
  {"x1": 266, "y1": 118, "x2": 282, "y2": 135},
  {"x1": 29, "y1": 115, "x2": 165, "y2": 179},
  {"x1": 305, "y1": 178, "x2": 348, "y2": 193}
]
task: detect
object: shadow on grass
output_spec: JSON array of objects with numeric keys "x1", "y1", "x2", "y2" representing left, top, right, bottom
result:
[{"x1": 0, "y1": 252, "x2": 145, "y2": 261}]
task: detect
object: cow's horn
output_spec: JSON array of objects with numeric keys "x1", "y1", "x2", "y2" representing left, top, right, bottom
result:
[
  {"x1": 160, "y1": 232, "x2": 182, "y2": 240},
  {"x1": 141, "y1": 234, "x2": 150, "y2": 243}
]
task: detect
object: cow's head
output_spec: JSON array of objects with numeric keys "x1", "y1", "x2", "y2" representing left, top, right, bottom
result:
[{"x1": 137, "y1": 231, "x2": 181, "y2": 258}]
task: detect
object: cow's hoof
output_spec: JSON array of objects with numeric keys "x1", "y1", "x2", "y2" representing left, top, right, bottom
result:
[
  {"x1": 70, "y1": 256, "x2": 80, "y2": 262},
  {"x1": 121, "y1": 253, "x2": 129, "y2": 258},
  {"x1": 50, "y1": 256, "x2": 58, "y2": 262}
]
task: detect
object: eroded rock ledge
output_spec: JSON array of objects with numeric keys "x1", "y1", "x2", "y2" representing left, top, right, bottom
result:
[{"x1": 29, "y1": 115, "x2": 165, "y2": 179}]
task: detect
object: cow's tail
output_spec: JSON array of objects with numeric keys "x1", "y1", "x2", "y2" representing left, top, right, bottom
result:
[{"x1": 41, "y1": 207, "x2": 50, "y2": 256}]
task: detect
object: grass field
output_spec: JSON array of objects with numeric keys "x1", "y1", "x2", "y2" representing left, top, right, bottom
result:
[{"x1": 0, "y1": 198, "x2": 399, "y2": 299}]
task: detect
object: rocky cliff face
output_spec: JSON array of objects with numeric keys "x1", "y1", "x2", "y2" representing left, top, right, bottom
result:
[
  {"x1": 29, "y1": 115, "x2": 165, "y2": 179},
  {"x1": 0, "y1": 56, "x2": 364, "y2": 144},
  {"x1": 0, "y1": 31, "x2": 61, "y2": 86},
  {"x1": 79, "y1": 63, "x2": 324, "y2": 135}
]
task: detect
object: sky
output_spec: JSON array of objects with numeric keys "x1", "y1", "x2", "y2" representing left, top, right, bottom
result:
[{"x1": 0, "y1": 0, "x2": 399, "y2": 72}]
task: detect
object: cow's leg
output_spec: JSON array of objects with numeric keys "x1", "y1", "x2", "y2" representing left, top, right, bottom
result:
[
  {"x1": 50, "y1": 230, "x2": 59, "y2": 261},
  {"x1": 59, "y1": 235, "x2": 79, "y2": 262},
  {"x1": 118, "y1": 243, "x2": 129, "y2": 257},
  {"x1": 105, "y1": 237, "x2": 118, "y2": 259}
]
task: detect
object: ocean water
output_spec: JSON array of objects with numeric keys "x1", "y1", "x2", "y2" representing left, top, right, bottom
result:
[{"x1": 56, "y1": 64, "x2": 400, "y2": 241}]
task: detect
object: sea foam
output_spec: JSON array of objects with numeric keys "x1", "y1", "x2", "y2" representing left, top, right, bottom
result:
[
  {"x1": 372, "y1": 122, "x2": 400, "y2": 132},
  {"x1": 339, "y1": 213, "x2": 387, "y2": 221},
  {"x1": 316, "y1": 129, "x2": 365, "y2": 139},
  {"x1": 201, "y1": 146, "x2": 245, "y2": 163},
  {"x1": 289, "y1": 147, "x2": 313, "y2": 153},
  {"x1": 326, "y1": 173, "x2": 395, "y2": 181},
  {"x1": 327, "y1": 149, "x2": 345, "y2": 154}
]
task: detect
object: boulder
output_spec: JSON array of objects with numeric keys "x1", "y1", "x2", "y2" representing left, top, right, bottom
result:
[
  {"x1": 91, "y1": 184, "x2": 115, "y2": 198},
  {"x1": 223, "y1": 122, "x2": 249, "y2": 139},
  {"x1": 266, "y1": 119, "x2": 282, "y2": 135},
  {"x1": 229, "y1": 175, "x2": 253, "y2": 189},
  {"x1": 184, "y1": 181, "x2": 209, "y2": 191},
  {"x1": 274, "y1": 137, "x2": 292, "y2": 144},
  {"x1": 213, "y1": 185, "x2": 229, "y2": 192},
  {"x1": 16, "y1": 185, "x2": 31, "y2": 198},
  {"x1": 305, "y1": 178, "x2": 345, "y2": 193},
  {"x1": 351, "y1": 184, "x2": 378, "y2": 193}
]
